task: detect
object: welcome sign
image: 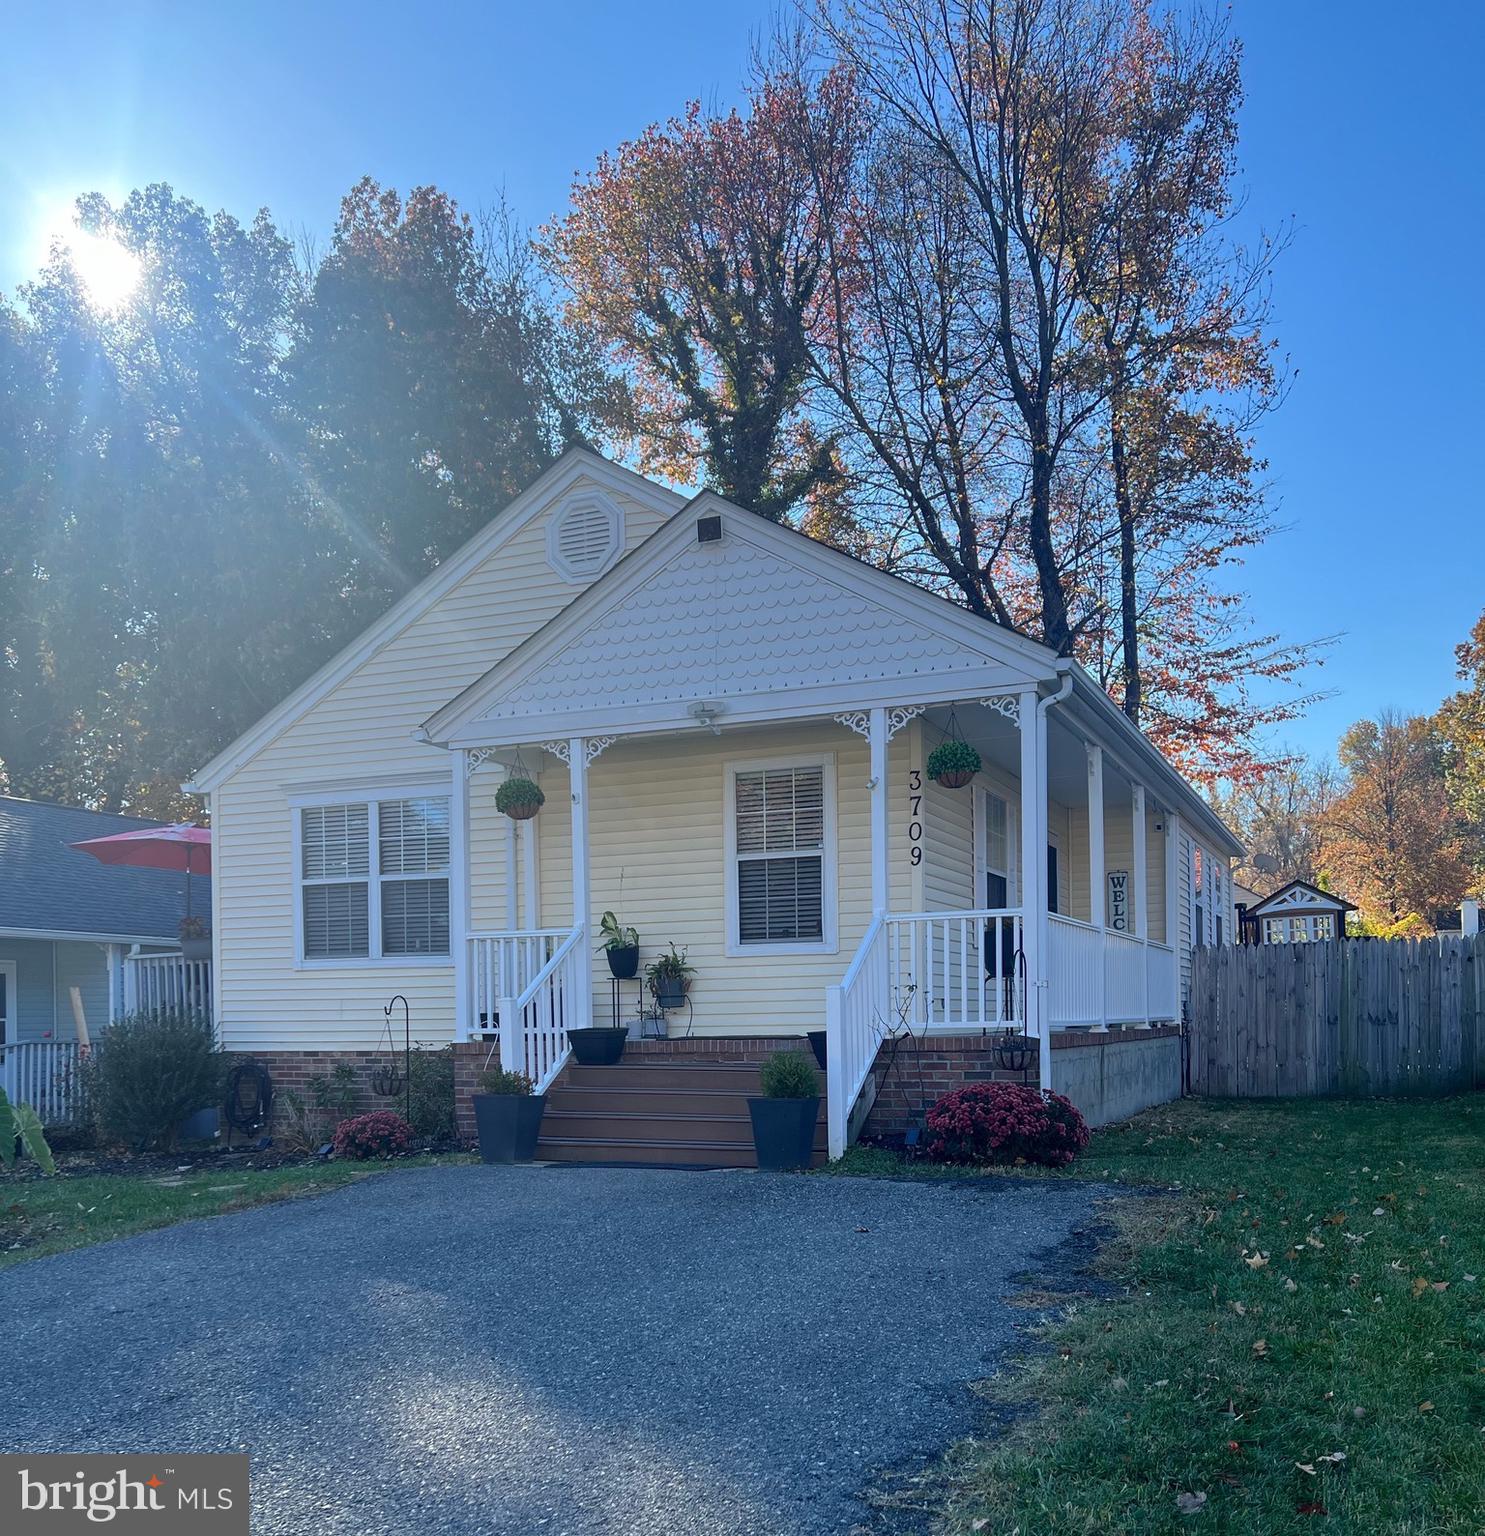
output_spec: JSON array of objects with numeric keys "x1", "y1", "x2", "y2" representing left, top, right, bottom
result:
[{"x1": 1108, "y1": 870, "x2": 1129, "y2": 931}]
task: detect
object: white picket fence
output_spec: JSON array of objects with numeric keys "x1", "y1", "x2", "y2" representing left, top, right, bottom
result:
[{"x1": 122, "y1": 952, "x2": 212, "y2": 1022}]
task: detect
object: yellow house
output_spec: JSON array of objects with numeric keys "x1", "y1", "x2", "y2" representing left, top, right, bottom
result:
[{"x1": 185, "y1": 449, "x2": 1241, "y2": 1161}]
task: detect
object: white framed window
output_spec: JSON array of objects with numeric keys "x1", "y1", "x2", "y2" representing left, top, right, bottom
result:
[
  {"x1": 724, "y1": 755, "x2": 837, "y2": 955},
  {"x1": 292, "y1": 786, "x2": 451, "y2": 965},
  {"x1": 982, "y1": 790, "x2": 1013, "y2": 909}
]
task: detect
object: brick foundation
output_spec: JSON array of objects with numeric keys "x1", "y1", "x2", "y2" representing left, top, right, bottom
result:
[
  {"x1": 860, "y1": 1036, "x2": 1041, "y2": 1141},
  {"x1": 234, "y1": 1049, "x2": 428, "y2": 1137}
]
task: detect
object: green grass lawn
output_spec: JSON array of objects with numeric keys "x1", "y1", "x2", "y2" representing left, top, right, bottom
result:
[
  {"x1": 0, "y1": 1154, "x2": 468, "y2": 1270},
  {"x1": 844, "y1": 1097, "x2": 1485, "y2": 1534}
]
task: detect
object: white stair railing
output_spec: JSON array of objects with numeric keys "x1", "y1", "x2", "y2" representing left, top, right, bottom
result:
[
  {"x1": 468, "y1": 929, "x2": 570, "y2": 1038},
  {"x1": 825, "y1": 915, "x2": 888, "y2": 1161},
  {"x1": 498, "y1": 925, "x2": 584, "y2": 1094},
  {"x1": 0, "y1": 1041, "x2": 83, "y2": 1126}
]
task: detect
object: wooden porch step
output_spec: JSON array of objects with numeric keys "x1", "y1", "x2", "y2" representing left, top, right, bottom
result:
[
  {"x1": 545, "y1": 1084, "x2": 804, "y2": 1116},
  {"x1": 541, "y1": 1108, "x2": 827, "y2": 1148},
  {"x1": 537, "y1": 1135, "x2": 826, "y2": 1170},
  {"x1": 563, "y1": 1061, "x2": 822, "y2": 1092}
]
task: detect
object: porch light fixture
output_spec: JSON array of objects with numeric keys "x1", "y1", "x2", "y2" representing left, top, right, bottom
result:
[{"x1": 688, "y1": 700, "x2": 725, "y2": 734}]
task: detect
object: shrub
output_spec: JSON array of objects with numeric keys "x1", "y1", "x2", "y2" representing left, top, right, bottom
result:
[
  {"x1": 925, "y1": 1082, "x2": 1090, "y2": 1168},
  {"x1": 476, "y1": 1066, "x2": 534, "y2": 1096},
  {"x1": 0, "y1": 1087, "x2": 56, "y2": 1174},
  {"x1": 407, "y1": 1045, "x2": 455, "y2": 1139},
  {"x1": 332, "y1": 1110, "x2": 414, "y2": 1159},
  {"x1": 87, "y1": 1009, "x2": 222, "y2": 1152},
  {"x1": 759, "y1": 1051, "x2": 819, "y2": 1099},
  {"x1": 306, "y1": 1061, "x2": 359, "y2": 1122}
]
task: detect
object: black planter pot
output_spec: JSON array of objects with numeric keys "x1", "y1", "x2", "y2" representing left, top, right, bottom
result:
[
  {"x1": 995, "y1": 1035, "x2": 1034, "y2": 1073},
  {"x1": 473, "y1": 1092, "x2": 546, "y2": 1163},
  {"x1": 747, "y1": 1095, "x2": 821, "y2": 1171},
  {"x1": 605, "y1": 944, "x2": 640, "y2": 980},
  {"x1": 568, "y1": 1026, "x2": 627, "y2": 1066},
  {"x1": 180, "y1": 936, "x2": 212, "y2": 962},
  {"x1": 806, "y1": 1030, "x2": 828, "y2": 1070},
  {"x1": 653, "y1": 978, "x2": 688, "y2": 1011}
]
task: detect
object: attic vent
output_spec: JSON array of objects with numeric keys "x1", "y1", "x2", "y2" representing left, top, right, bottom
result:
[
  {"x1": 696, "y1": 514, "x2": 723, "y2": 544},
  {"x1": 546, "y1": 491, "x2": 624, "y2": 583}
]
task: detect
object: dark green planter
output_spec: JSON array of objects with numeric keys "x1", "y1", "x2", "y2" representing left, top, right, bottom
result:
[
  {"x1": 653, "y1": 977, "x2": 688, "y2": 1011},
  {"x1": 473, "y1": 1092, "x2": 546, "y2": 1162},
  {"x1": 568, "y1": 1026, "x2": 627, "y2": 1065},
  {"x1": 605, "y1": 944, "x2": 640, "y2": 980},
  {"x1": 747, "y1": 1095, "x2": 821, "y2": 1171}
]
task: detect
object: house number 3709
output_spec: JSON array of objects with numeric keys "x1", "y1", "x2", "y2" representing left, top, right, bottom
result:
[{"x1": 908, "y1": 768, "x2": 923, "y2": 866}]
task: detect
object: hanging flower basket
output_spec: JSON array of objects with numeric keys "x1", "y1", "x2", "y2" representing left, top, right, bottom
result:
[
  {"x1": 994, "y1": 1029, "x2": 1034, "y2": 1074},
  {"x1": 927, "y1": 738, "x2": 981, "y2": 789},
  {"x1": 495, "y1": 776, "x2": 545, "y2": 821}
]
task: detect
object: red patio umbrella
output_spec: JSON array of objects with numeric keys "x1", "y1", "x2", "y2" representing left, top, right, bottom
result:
[{"x1": 70, "y1": 822, "x2": 211, "y2": 920}]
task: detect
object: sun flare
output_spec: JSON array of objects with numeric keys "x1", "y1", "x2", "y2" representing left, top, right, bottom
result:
[{"x1": 63, "y1": 227, "x2": 141, "y2": 309}]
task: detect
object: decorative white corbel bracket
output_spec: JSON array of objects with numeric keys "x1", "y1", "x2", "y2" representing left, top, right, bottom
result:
[
  {"x1": 978, "y1": 694, "x2": 1021, "y2": 725},
  {"x1": 542, "y1": 737, "x2": 616, "y2": 768},
  {"x1": 466, "y1": 747, "x2": 499, "y2": 777},
  {"x1": 834, "y1": 705, "x2": 924, "y2": 742},
  {"x1": 540, "y1": 741, "x2": 571, "y2": 765},
  {"x1": 584, "y1": 736, "x2": 615, "y2": 766}
]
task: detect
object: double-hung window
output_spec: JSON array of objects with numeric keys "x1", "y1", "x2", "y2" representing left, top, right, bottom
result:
[
  {"x1": 297, "y1": 792, "x2": 450, "y2": 962},
  {"x1": 726, "y1": 758, "x2": 836, "y2": 953}
]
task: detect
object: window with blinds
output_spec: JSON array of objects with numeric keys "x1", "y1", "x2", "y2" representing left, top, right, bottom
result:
[
  {"x1": 298, "y1": 795, "x2": 450, "y2": 961},
  {"x1": 732, "y1": 765, "x2": 827, "y2": 945}
]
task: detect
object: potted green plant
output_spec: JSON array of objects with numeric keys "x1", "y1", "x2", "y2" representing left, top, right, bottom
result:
[
  {"x1": 472, "y1": 1065, "x2": 546, "y2": 1162},
  {"x1": 747, "y1": 1052, "x2": 821, "y2": 1170},
  {"x1": 495, "y1": 776, "x2": 545, "y2": 821},
  {"x1": 926, "y1": 738, "x2": 982, "y2": 789},
  {"x1": 645, "y1": 943, "x2": 694, "y2": 1011},
  {"x1": 598, "y1": 910, "x2": 640, "y2": 980},
  {"x1": 179, "y1": 915, "x2": 211, "y2": 962}
]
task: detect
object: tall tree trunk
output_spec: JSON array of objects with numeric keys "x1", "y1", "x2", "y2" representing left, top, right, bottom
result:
[
  {"x1": 1027, "y1": 424, "x2": 1072, "y2": 654},
  {"x1": 1108, "y1": 378, "x2": 1141, "y2": 723}
]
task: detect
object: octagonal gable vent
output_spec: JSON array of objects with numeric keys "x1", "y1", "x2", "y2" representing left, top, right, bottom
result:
[{"x1": 546, "y1": 491, "x2": 624, "y2": 583}]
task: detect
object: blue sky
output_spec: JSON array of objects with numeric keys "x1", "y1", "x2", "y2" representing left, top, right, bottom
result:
[{"x1": 2, "y1": 1, "x2": 1480, "y2": 763}]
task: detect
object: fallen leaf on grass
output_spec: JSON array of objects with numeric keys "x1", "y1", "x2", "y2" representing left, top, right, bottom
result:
[
  {"x1": 1284, "y1": 1277, "x2": 1298, "y2": 1293},
  {"x1": 1432, "y1": 1281, "x2": 1450, "y2": 1292},
  {"x1": 1318, "y1": 1452, "x2": 1346, "y2": 1465},
  {"x1": 1323, "y1": 1211, "x2": 1347, "y2": 1226},
  {"x1": 1244, "y1": 1252, "x2": 1269, "y2": 1270},
  {"x1": 1252, "y1": 1339, "x2": 1269, "y2": 1358},
  {"x1": 1412, "y1": 1277, "x2": 1430, "y2": 1299},
  {"x1": 1297, "y1": 1501, "x2": 1328, "y2": 1516},
  {"x1": 1296, "y1": 1463, "x2": 1316, "y2": 1476},
  {"x1": 1175, "y1": 1491, "x2": 1207, "y2": 1515},
  {"x1": 1419, "y1": 1401, "x2": 1434, "y2": 1414}
]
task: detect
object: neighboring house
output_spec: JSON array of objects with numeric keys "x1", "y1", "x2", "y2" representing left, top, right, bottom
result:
[
  {"x1": 1238, "y1": 879, "x2": 1356, "y2": 944},
  {"x1": 0, "y1": 796, "x2": 211, "y2": 1117},
  {"x1": 185, "y1": 449, "x2": 1243, "y2": 1160}
]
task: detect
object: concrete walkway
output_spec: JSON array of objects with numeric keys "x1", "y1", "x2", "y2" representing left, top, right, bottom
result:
[{"x1": 0, "y1": 1165, "x2": 1102, "y2": 1534}]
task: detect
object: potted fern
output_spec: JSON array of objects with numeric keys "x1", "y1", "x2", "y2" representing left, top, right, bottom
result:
[
  {"x1": 598, "y1": 910, "x2": 640, "y2": 980},
  {"x1": 472, "y1": 1065, "x2": 546, "y2": 1162},
  {"x1": 645, "y1": 943, "x2": 694, "y2": 1011},
  {"x1": 747, "y1": 1052, "x2": 821, "y2": 1170}
]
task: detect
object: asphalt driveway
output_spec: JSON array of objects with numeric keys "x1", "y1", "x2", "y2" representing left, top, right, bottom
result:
[{"x1": 0, "y1": 1165, "x2": 1102, "y2": 1535}]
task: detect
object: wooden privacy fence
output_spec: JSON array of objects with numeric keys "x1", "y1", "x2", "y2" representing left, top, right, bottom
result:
[{"x1": 1189, "y1": 935, "x2": 1485, "y2": 1098}]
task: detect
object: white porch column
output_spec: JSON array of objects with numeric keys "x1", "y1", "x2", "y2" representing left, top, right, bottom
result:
[
  {"x1": 1017, "y1": 687, "x2": 1050, "y2": 1088},
  {"x1": 451, "y1": 749, "x2": 471, "y2": 1041},
  {"x1": 520, "y1": 817, "x2": 540, "y2": 930},
  {"x1": 1087, "y1": 744, "x2": 1107, "y2": 1030},
  {"x1": 569, "y1": 736, "x2": 592, "y2": 1032},
  {"x1": 869, "y1": 706, "x2": 889, "y2": 916},
  {"x1": 504, "y1": 780, "x2": 520, "y2": 928},
  {"x1": 1132, "y1": 783, "x2": 1149, "y2": 1026}
]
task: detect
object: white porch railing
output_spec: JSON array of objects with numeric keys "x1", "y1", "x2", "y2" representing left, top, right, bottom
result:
[
  {"x1": 1103, "y1": 927, "x2": 1147, "y2": 1024},
  {"x1": 1046, "y1": 917, "x2": 1180, "y2": 1028},
  {"x1": 499, "y1": 925, "x2": 584, "y2": 1094},
  {"x1": 467, "y1": 929, "x2": 571, "y2": 1038},
  {"x1": 1146, "y1": 941, "x2": 1178, "y2": 1021},
  {"x1": 886, "y1": 909, "x2": 1026, "y2": 1030},
  {"x1": 0, "y1": 1041, "x2": 83, "y2": 1125},
  {"x1": 122, "y1": 953, "x2": 212, "y2": 1022}
]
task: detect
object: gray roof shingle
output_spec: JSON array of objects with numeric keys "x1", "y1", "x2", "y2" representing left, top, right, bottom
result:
[{"x1": 0, "y1": 797, "x2": 211, "y2": 941}]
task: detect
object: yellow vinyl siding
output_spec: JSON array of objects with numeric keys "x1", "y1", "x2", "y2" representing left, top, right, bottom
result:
[{"x1": 211, "y1": 481, "x2": 669, "y2": 1052}]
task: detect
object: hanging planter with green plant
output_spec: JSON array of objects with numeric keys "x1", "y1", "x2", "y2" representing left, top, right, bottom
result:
[
  {"x1": 926, "y1": 738, "x2": 981, "y2": 789},
  {"x1": 495, "y1": 776, "x2": 545, "y2": 821}
]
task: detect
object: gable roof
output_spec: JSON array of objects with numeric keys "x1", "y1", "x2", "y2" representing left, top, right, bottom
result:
[
  {"x1": 0, "y1": 797, "x2": 211, "y2": 943},
  {"x1": 182, "y1": 448, "x2": 686, "y2": 796},
  {"x1": 1246, "y1": 879, "x2": 1356, "y2": 917},
  {"x1": 422, "y1": 492, "x2": 1059, "y2": 745}
]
